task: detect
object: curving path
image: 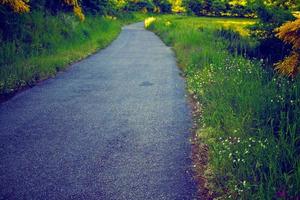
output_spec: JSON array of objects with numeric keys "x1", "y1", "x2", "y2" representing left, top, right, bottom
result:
[{"x1": 0, "y1": 22, "x2": 197, "y2": 200}]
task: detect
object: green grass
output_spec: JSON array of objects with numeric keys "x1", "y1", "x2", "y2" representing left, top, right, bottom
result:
[
  {"x1": 146, "y1": 15, "x2": 300, "y2": 199},
  {"x1": 0, "y1": 12, "x2": 148, "y2": 95}
]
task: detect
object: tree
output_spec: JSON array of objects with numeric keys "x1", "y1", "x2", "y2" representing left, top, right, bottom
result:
[
  {"x1": 0, "y1": 0, "x2": 29, "y2": 13},
  {"x1": 249, "y1": 3, "x2": 296, "y2": 62},
  {"x1": 211, "y1": 0, "x2": 226, "y2": 16},
  {"x1": 202, "y1": 0, "x2": 212, "y2": 15},
  {"x1": 0, "y1": 0, "x2": 84, "y2": 20},
  {"x1": 170, "y1": 0, "x2": 185, "y2": 13},
  {"x1": 81, "y1": 0, "x2": 110, "y2": 15},
  {"x1": 184, "y1": 0, "x2": 203, "y2": 15},
  {"x1": 153, "y1": 0, "x2": 172, "y2": 13}
]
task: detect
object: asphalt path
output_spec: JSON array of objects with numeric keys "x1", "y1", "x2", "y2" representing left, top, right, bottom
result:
[{"x1": 0, "y1": 22, "x2": 197, "y2": 200}]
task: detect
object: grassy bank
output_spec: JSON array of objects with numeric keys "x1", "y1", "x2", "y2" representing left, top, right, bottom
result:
[
  {"x1": 146, "y1": 15, "x2": 300, "y2": 199},
  {"x1": 0, "y1": 12, "x2": 147, "y2": 96}
]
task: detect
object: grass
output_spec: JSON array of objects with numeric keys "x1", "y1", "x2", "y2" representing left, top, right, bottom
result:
[
  {"x1": 0, "y1": 12, "x2": 148, "y2": 96},
  {"x1": 146, "y1": 15, "x2": 300, "y2": 199}
]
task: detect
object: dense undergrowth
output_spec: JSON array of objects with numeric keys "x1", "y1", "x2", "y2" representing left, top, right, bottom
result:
[
  {"x1": 0, "y1": 12, "x2": 147, "y2": 96},
  {"x1": 147, "y1": 16, "x2": 300, "y2": 199}
]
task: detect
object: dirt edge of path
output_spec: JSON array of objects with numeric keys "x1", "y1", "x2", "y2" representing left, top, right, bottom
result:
[{"x1": 188, "y1": 93, "x2": 214, "y2": 200}]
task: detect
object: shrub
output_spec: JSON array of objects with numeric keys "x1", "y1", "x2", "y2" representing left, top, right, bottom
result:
[
  {"x1": 249, "y1": 4, "x2": 296, "y2": 63},
  {"x1": 275, "y1": 18, "x2": 300, "y2": 77}
]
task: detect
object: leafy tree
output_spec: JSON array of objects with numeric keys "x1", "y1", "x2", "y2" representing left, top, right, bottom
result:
[
  {"x1": 249, "y1": 3, "x2": 296, "y2": 62},
  {"x1": 202, "y1": 0, "x2": 212, "y2": 15},
  {"x1": 170, "y1": 0, "x2": 185, "y2": 13},
  {"x1": 153, "y1": 0, "x2": 172, "y2": 13},
  {"x1": 81, "y1": 0, "x2": 110, "y2": 15},
  {"x1": 211, "y1": 0, "x2": 226, "y2": 16},
  {"x1": 183, "y1": 0, "x2": 200, "y2": 15},
  {"x1": 124, "y1": 0, "x2": 155, "y2": 12},
  {"x1": 0, "y1": 0, "x2": 29, "y2": 13},
  {"x1": 0, "y1": 0, "x2": 84, "y2": 20},
  {"x1": 264, "y1": 0, "x2": 300, "y2": 10}
]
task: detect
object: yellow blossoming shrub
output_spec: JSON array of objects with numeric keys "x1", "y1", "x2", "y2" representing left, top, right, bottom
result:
[
  {"x1": 275, "y1": 18, "x2": 300, "y2": 76},
  {"x1": 0, "y1": 0, "x2": 30, "y2": 13},
  {"x1": 144, "y1": 17, "x2": 156, "y2": 28},
  {"x1": 0, "y1": 0, "x2": 84, "y2": 21},
  {"x1": 63, "y1": 0, "x2": 85, "y2": 21}
]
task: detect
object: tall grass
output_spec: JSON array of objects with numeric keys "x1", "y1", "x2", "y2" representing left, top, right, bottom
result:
[
  {"x1": 147, "y1": 15, "x2": 300, "y2": 199},
  {"x1": 0, "y1": 12, "x2": 148, "y2": 96}
]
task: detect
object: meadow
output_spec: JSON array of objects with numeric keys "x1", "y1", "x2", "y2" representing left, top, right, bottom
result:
[
  {"x1": 0, "y1": 12, "x2": 147, "y2": 97},
  {"x1": 146, "y1": 15, "x2": 300, "y2": 199}
]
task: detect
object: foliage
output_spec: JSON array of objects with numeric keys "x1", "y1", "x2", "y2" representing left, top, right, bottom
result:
[
  {"x1": 147, "y1": 15, "x2": 300, "y2": 199},
  {"x1": 64, "y1": 0, "x2": 85, "y2": 20},
  {"x1": 153, "y1": 0, "x2": 172, "y2": 13},
  {"x1": 170, "y1": 0, "x2": 185, "y2": 13},
  {"x1": 275, "y1": 18, "x2": 300, "y2": 77},
  {"x1": 249, "y1": 4, "x2": 296, "y2": 63},
  {"x1": 184, "y1": 0, "x2": 255, "y2": 17},
  {"x1": 0, "y1": 0, "x2": 85, "y2": 20},
  {"x1": 144, "y1": 16, "x2": 156, "y2": 27},
  {"x1": 0, "y1": 0, "x2": 29, "y2": 13},
  {"x1": 184, "y1": 0, "x2": 203, "y2": 15},
  {"x1": 81, "y1": 0, "x2": 122, "y2": 15}
]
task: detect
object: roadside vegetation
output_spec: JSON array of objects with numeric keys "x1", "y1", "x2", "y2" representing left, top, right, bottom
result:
[
  {"x1": 146, "y1": 6, "x2": 300, "y2": 200},
  {"x1": 0, "y1": 12, "x2": 147, "y2": 96},
  {"x1": 1, "y1": 0, "x2": 300, "y2": 199},
  {"x1": 0, "y1": 0, "x2": 151, "y2": 97}
]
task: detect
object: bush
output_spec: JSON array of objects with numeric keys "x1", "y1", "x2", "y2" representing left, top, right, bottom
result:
[
  {"x1": 249, "y1": 5, "x2": 296, "y2": 63},
  {"x1": 184, "y1": 0, "x2": 203, "y2": 16},
  {"x1": 124, "y1": 0, "x2": 155, "y2": 12}
]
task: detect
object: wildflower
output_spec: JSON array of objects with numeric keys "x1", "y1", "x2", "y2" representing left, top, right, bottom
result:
[{"x1": 165, "y1": 21, "x2": 171, "y2": 26}]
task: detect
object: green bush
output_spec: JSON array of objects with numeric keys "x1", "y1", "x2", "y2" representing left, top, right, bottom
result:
[
  {"x1": 153, "y1": 0, "x2": 172, "y2": 13},
  {"x1": 249, "y1": 5, "x2": 296, "y2": 63},
  {"x1": 124, "y1": 0, "x2": 155, "y2": 12}
]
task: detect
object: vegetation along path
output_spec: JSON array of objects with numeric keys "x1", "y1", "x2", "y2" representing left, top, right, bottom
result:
[{"x1": 0, "y1": 22, "x2": 197, "y2": 199}]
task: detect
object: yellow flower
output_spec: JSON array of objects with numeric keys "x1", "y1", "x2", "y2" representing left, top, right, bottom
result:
[
  {"x1": 63, "y1": 0, "x2": 85, "y2": 21},
  {"x1": 0, "y1": 0, "x2": 30, "y2": 13}
]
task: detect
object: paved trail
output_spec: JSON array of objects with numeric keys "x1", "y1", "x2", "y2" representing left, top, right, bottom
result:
[{"x1": 0, "y1": 22, "x2": 197, "y2": 200}]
